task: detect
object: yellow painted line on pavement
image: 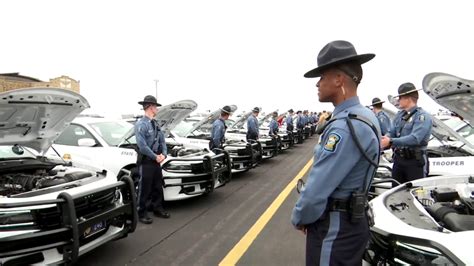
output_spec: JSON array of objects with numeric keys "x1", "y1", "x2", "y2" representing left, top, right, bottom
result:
[{"x1": 219, "y1": 158, "x2": 314, "y2": 266}]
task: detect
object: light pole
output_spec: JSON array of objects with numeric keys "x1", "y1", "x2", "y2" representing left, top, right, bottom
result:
[{"x1": 154, "y1": 79, "x2": 159, "y2": 99}]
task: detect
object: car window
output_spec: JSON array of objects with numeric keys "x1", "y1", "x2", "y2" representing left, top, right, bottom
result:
[
  {"x1": 457, "y1": 124, "x2": 474, "y2": 144},
  {"x1": 89, "y1": 121, "x2": 133, "y2": 146},
  {"x1": 55, "y1": 124, "x2": 97, "y2": 146}
]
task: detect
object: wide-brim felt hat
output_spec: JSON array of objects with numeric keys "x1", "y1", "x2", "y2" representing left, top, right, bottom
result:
[
  {"x1": 138, "y1": 95, "x2": 162, "y2": 106},
  {"x1": 370, "y1": 97, "x2": 385, "y2": 106},
  {"x1": 394, "y1": 82, "x2": 422, "y2": 98},
  {"x1": 252, "y1": 107, "x2": 260, "y2": 113},
  {"x1": 304, "y1": 40, "x2": 375, "y2": 78},
  {"x1": 220, "y1": 105, "x2": 233, "y2": 114},
  {"x1": 288, "y1": 109, "x2": 294, "y2": 113}
]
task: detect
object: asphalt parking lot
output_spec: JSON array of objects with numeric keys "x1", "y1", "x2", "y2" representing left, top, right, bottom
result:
[{"x1": 77, "y1": 136, "x2": 318, "y2": 266}]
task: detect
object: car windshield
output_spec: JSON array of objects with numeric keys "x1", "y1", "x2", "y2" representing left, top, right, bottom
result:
[
  {"x1": 89, "y1": 121, "x2": 134, "y2": 146},
  {"x1": 0, "y1": 145, "x2": 36, "y2": 160},
  {"x1": 442, "y1": 117, "x2": 465, "y2": 130},
  {"x1": 173, "y1": 119, "x2": 209, "y2": 137}
]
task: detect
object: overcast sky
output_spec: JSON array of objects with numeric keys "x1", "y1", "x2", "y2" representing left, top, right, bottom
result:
[{"x1": 1, "y1": 0, "x2": 473, "y2": 118}]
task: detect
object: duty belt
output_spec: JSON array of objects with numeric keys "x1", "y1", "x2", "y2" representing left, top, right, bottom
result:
[
  {"x1": 394, "y1": 147, "x2": 426, "y2": 159},
  {"x1": 327, "y1": 198, "x2": 350, "y2": 212}
]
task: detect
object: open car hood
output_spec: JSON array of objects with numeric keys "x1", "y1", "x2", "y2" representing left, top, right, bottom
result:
[
  {"x1": 423, "y1": 72, "x2": 473, "y2": 123},
  {"x1": 0, "y1": 88, "x2": 89, "y2": 153},
  {"x1": 258, "y1": 110, "x2": 277, "y2": 126},
  {"x1": 231, "y1": 111, "x2": 252, "y2": 129},
  {"x1": 183, "y1": 105, "x2": 237, "y2": 137},
  {"x1": 155, "y1": 100, "x2": 198, "y2": 136}
]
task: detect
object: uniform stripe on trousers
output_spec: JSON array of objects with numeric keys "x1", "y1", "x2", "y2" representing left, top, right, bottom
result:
[{"x1": 320, "y1": 211, "x2": 340, "y2": 265}]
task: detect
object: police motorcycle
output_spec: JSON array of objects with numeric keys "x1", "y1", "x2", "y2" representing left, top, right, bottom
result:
[
  {"x1": 170, "y1": 106, "x2": 262, "y2": 173},
  {"x1": 364, "y1": 73, "x2": 474, "y2": 265},
  {"x1": 1, "y1": 88, "x2": 137, "y2": 265},
  {"x1": 226, "y1": 110, "x2": 277, "y2": 160}
]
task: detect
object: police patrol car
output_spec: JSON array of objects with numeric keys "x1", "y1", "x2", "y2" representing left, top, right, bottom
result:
[
  {"x1": 0, "y1": 88, "x2": 136, "y2": 265},
  {"x1": 171, "y1": 106, "x2": 262, "y2": 173},
  {"x1": 365, "y1": 73, "x2": 474, "y2": 265},
  {"x1": 226, "y1": 110, "x2": 278, "y2": 159},
  {"x1": 51, "y1": 100, "x2": 231, "y2": 201}
]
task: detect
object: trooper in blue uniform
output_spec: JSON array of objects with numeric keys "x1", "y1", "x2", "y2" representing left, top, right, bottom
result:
[
  {"x1": 246, "y1": 107, "x2": 260, "y2": 141},
  {"x1": 381, "y1": 83, "x2": 433, "y2": 183},
  {"x1": 370, "y1": 97, "x2": 392, "y2": 136},
  {"x1": 135, "y1": 95, "x2": 170, "y2": 224},
  {"x1": 292, "y1": 40, "x2": 381, "y2": 266},
  {"x1": 268, "y1": 111, "x2": 279, "y2": 136},
  {"x1": 286, "y1": 109, "x2": 295, "y2": 131},
  {"x1": 210, "y1": 105, "x2": 232, "y2": 153}
]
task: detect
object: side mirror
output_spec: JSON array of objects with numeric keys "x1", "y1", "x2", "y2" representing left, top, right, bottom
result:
[
  {"x1": 296, "y1": 178, "x2": 305, "y2": 194},
  {"x1": 78, "y1": 138, "x2": 97, "y2": 147}
]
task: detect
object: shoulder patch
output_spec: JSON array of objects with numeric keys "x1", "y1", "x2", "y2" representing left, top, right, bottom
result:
[
  {"x1": 324, "y1": 133, "x2": 341, "y2": 152},
  {"x1": 419, "y1": 115, "x2": 425, "y2": 122}
]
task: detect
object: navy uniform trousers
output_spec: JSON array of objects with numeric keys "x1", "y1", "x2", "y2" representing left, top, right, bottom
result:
[
  {"x1": 306, "y1": 211, "x2": 369, "y2": 266},
  {"x1": 392, "y1": 153, "x2": 429, "y2": 184},
  {"x1": 137, "y1": 160, "x2": 165, "y2": 217}
]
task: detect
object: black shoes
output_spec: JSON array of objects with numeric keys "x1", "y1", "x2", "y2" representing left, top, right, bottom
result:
[
  {"x1": 153, "y1": 210, "x2": 171, "y2": 219},
  {"x1": 139, "y1": 215, "x2": 153, "y2": 224}
]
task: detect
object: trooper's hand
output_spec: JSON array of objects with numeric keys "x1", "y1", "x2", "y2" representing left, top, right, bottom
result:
[
  {"x1": 156, "y1": 154, "x2": 166, "y2": 164},
  {"x1": 295, "y1": 225, "x2": 307, "y2": 235},
  {"x1": 381, "y1": 136, "x2": 391, "y2": 149}
]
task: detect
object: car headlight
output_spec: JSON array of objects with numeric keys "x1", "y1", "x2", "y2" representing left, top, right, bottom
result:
[
  {"x1": 164, "y1": 163, "x2": 193, "y2": 171},
  {"x1": 0, "y1": 210, "x2": 35, "y2": 229}
]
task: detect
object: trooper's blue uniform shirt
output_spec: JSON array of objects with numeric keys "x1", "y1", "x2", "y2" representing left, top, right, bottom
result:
[
  {"x1": 268, "y1": 119, "x2": 279, "y2": 135},
  {"x1": 210, "y1": 118, "x2": 226, "y2": 149},
  {"x1": 291, "y1": 97, "x2": 381, "y2": 226},
  {"x1": 389, "y1": 106, "x2": 432, "y2": 148},
  {"x1": 135, "y1": 116, "x2": 167, "y2": 160},
  {"x1": 286, "y1": 115, "x2": 293, "y2": 127},
  {"x1": 376, "y1": 110, "x2": 392, "y2": 136},
  {"x1": 247, "y1": 115, "x2": 259, "y2": 136}
]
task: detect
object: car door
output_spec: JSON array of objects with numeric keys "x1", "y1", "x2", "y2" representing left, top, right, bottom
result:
[{"x1": 50, "y1": 123, "x2": 105, "y2": 169}]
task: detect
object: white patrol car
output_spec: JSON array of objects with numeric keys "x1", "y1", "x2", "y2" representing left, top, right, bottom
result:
[
  {"x1": 257, "y1": 110, "x2": 293, "y2": 150},
  {"x1": 171, "y1": 106, "x2": 262, "y2": 173},
  {"x1": 226, "y1": 110, "x2": 279, "y2": 159},
  {"x1": 51, "y1": 100, "x2": 231, "y2": 201},
  {"x1": 0, "y1": 88, "x2": 136, "y2": 265},
  {"x1": 366, "y1": 72, "x2": 474, "y2": 265}
]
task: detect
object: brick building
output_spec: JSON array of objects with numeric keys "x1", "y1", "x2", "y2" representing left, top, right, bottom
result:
[{"x1": 0, "y1": 73, "x2": 80, "y2": 93}]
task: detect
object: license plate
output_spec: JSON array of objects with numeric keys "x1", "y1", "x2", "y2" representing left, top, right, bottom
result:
[{"x1": 83, "y1": 221, "x2": 106, "y2": 238}]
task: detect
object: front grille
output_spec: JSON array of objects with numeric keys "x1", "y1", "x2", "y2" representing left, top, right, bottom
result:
[{"x1": 34, "y1": 189, "x2": 116, "y2": 230}]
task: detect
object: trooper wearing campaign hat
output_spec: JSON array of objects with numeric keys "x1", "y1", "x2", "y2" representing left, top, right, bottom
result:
[
  {"x1": 134, "y1": 95, "x2": 170, "y2": 224},
  {"x1": 292, "y1": 40, "x2": 381, "y2": 265},
  {"x1": 381, "y1": 82, "x2": 433, "y2": 184},
  {"x1": 286, "y1": 109, "x2": 295, "y2": 132},
  {"x1": 268, "y1": 111, "x2": 279, "y2": 136},
  {"x1": 370, "y1": 97, "x2": 392, "y2": 136},
  {"x1": 246, "y1": 107, "x2": 260, "y2": 141},
  {"x1": 210, "y1": 105, "x2": 233, "y2": 153}
]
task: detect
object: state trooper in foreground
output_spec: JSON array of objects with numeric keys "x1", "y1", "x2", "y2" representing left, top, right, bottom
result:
[
  {"x1": 135, "y1": 95, "x2": 170, "y2": 224},
  {"x1": 291, "y1": 40, "x2": 381, "y2": 266},
  {"x1": 381, "y1": 83, "x2": 433, "y2": 183},
  {"x1": 210, "y1": 105, "x2": 232, "y2": 153}
]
